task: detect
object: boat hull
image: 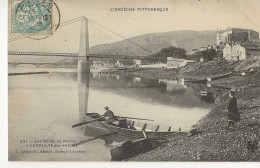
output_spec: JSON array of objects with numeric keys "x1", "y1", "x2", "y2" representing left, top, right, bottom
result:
[{"x1": 84, "y1": 114, "x2": 185, "y2": 141}]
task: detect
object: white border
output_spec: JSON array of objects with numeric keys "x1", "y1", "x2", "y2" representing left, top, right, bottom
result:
[
  {"x1": 0, "y1": 0, "x2": 259, "y2": 168},
  {"x1": 0, "y1": 0, "x2": 8, "y2": 167}
]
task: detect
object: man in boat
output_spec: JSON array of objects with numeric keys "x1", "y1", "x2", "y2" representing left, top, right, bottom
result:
[
  {"x1": 103, "y1": 106, "x2": 117, "y2": 123},
  {"x1": 103, "y1": 106, "x2": 133, "y2": 129}
]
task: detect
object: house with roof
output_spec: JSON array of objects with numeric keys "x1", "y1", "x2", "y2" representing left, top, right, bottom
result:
[
  {"x1": 217, "y1": 28, "x2": 259, "y2": 45},
  {"x1": 223, "y1": 43, "x2": 260, "y2": 61}
]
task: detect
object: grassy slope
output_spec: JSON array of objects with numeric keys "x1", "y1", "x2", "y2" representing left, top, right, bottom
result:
[{"x1": 89, "y1": 30, "x2": 216, "y2": 56}]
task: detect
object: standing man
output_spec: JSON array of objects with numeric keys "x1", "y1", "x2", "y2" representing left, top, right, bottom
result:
[{"x1": 226, "y1": 90, "x2": 240, "y2": 130}]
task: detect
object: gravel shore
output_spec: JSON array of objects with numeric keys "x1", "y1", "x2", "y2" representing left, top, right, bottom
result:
[
  {"x1": 130, "y1": 87, "x2": 260, "y2": 161},
  {"x1": 122, "y1": 60, "x2": 260, "y2": 161}
]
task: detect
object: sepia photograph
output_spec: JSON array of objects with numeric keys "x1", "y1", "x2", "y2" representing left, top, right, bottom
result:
[{"x1": 4, "y1": 0, "x2": 260, "y2": 163}]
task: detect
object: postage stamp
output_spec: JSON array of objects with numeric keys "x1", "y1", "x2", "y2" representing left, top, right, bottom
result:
[{"x1": 11, "y1": 0, "x2": 52, "y2": 34}]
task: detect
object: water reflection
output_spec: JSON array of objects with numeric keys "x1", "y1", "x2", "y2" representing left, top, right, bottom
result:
[
  {"x1": 116, "y1": 75, "x2": 120, "y2": 80},
  {"x1": 75, "y1": 72, "x2": 222, "y2": 139},
  {"x1": 76, "y1": 72, "x2": 222, "y2": 149},
  {"x1": 74, "y1": 72, "x2": 221, "y2": 113},
  {"x1": 8, "y1": 67, "x2": 224, "y2": 161},
  {"x1": 58, "y1": 72, "x2": 221, "y2": 120},
  {"x1": 166, "y1": 79, "x2": 187, "y2": 92},
  {"x1": 133, "y1": 77, "x2": 141, "y2": 82},
  {"x1": 105, "y1": 75, "x2": 214, "y2": 108},
  {"x1": 185, "y1": 83, "x2": 220, "y2": 104},
  {"x1": 78, "y1": 71, "x2": 90, "y2": 123}
]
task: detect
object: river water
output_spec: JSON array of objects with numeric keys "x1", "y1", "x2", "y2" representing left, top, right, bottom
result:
[{"x1": 8, "y1": 67, "x2": 217, "y2": 161}]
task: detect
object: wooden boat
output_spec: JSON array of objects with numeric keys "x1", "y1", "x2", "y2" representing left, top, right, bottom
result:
[
  {"x1": 110, "y1": 136, "x2": 160, "y2": 161},
  {"x1": 84, "y1": 113, "x2": 186, "y2": 140},
  {"x1": 182, "y1": 77, "x2": 207, "y2": 83},
  {"x1": 207, "y1": 72, "x2": 233, "y2": 81}
]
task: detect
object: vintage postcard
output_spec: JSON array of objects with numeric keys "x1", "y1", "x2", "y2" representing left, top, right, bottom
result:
[{"x1": 8, "y1": 0, "x2": 260, "y2": 162}]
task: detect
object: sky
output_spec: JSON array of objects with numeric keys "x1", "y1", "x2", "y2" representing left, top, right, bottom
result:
[{"x1": 8, "y1": 0, "x2": 260, "y2": 53}]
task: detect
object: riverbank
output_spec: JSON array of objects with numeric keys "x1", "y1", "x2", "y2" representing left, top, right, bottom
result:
[
  {"x1": 112, "y1": 60, "x2": 260, "y2": 84},
  {"x1": 130, "y1": 87, "x2": 260, "y2": 161},
  {"x1": 8, "y1": 71, "x2": 49, "y2": 76},
  {"x1": 126, "y1": 60, "x2": 260, "y2": 161},
  {"x1": 112, "y1": 68, "x2": 179, "y2": 80}
]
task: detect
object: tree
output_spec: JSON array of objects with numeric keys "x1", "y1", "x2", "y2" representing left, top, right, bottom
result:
[
  {"x1": 202, "y1": 49, "x2": 217, "y2": 61},
  {"x1": 190, "y1": 49, "x2": 220, "y2": 62},
  {"x1": 152, "y1": 46, "x2": 187, "y2": 63},
  {"x1": 190, "y1": 51, "x2": 203, "y2": 62}
]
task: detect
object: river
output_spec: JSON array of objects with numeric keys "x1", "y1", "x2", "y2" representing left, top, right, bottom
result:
[{"x1": 8, "y1": 67, "x2": 218, "y2": 161}]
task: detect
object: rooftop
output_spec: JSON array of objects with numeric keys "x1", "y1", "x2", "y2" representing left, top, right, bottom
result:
[{"x1": 218, "y1": 27, "x2": 258, "y2": 33}]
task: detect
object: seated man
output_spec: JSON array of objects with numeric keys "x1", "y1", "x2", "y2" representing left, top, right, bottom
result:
[
  {"x1": 118, "y1": 119, "x2": 128, "y2": 129},
  {"x1": 103, "y1": 106, "x2": 117, "y2": 124}
]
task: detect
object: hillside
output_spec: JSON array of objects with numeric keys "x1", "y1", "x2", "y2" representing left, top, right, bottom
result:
[
  {"x1": 55, "y1": 30, "x2": 216, "y2": 65},
  {"x1": 89, "y1": 30, "x2": 217, "y2": 56}
]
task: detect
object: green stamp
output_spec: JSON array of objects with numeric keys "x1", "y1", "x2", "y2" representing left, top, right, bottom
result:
[{"x1": 11, "y1": 0, "x2": 52, "y2": 34}]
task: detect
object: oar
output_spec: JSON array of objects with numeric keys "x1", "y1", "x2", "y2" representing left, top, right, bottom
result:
[
  {"x1": 87, "y1": 112, "x2": 154, "y2": 121},
  {"x1": 117, "y1": 116, "x2": 154, "y2": 121},
  {"x1": 72, "y1": 116, "x2": 105, "y2": 128}
]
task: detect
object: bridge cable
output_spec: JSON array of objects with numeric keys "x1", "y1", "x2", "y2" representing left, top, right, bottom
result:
[
  {"x1": 90, "y1": 19, "x2": 152, "y2": 55},
  {"x1": 90, "y1": 24, "x2": 125, "y2": 57},
  {"x1": 88, "y1": 19, "x2": 154, "y2": 55},
  {"x1": 8, "y1": 17, "x2": 82, "y2": 42},
  {"x1": 90, "y1": 22, "x2": 140, "y2": 57},
  {"x1": 95, "y1": 29, "x2": 129, "y2": 56}
]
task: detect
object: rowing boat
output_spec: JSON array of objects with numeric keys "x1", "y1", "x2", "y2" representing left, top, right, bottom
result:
[{"x1": 84, "y1": 113, "x2": 186, "y2": 141}]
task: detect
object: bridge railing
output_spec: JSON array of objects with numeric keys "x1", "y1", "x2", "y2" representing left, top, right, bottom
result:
[{"x1": 8, "y1": 51, "x2": 158, "y2": 60}]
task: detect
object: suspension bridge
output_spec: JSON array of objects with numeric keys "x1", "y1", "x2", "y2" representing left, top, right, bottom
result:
[
  {"x1": 8, "y1": 16, "x2": 158, "y2": 72},
  {"x1": 8, "y1": 62, "x2": 62, "y2": 68},
  {"x1": 8, "y1": 51, "x2": 156, "y2": 60}
]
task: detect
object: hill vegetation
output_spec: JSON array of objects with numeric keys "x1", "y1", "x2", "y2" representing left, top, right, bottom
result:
[
  {"x1": 89, "y1": 30, "x2": 216, "y2": 56},
  {"x1": 53, "y1": 30, "x2": 216, "y2": 65}
]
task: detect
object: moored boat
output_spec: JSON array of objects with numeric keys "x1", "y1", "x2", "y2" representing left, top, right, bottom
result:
[{"x1": 84, "y1": 113, "x2": 186, "y2": 141}]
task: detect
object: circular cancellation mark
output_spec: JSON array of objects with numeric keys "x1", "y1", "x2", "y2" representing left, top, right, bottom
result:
[{"x1": 14, "y1": 0, "x2": 60, "y2": 40}]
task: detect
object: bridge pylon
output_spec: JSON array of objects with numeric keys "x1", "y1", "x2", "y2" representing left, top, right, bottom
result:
[{"x1": 78, "y1": 16, "x2": 90, "y2": 73}]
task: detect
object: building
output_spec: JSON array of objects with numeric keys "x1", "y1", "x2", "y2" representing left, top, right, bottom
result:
[
  {"x1": 199, "y1": 47, "x2": 208, "y2": 51},
  {"x1": 134, "y1": 59, "x2": 141, "y2": 65},
  {"x1": 167, "y1": 57, "x2": 195, "y2": 69},
  {"x1": 217, "y1": 28, "x2": 259, "y2": 45},
  {"x1": 207, "y1": 45, "x2": 217, "y2": 50},
  {"x1": 114, "y1": 60, "x2": 123, "y2": 67},
  {"x1": 223, "y1": 43, "x2": 260, "y2": 61},
  {"x1": 92, "y1": 61, "x2": 103, "y2": 67},
  {"x1": 187, "y1": 49, "x2": 198, "y2": 55}
]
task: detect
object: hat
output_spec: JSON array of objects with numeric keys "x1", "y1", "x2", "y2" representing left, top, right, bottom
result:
[
  {"x1": 104, "y1": 106, "x2": 109, "y2": 110},
  {"x1": 229, "y1": 90, "x2": 235, "y2": 96}
]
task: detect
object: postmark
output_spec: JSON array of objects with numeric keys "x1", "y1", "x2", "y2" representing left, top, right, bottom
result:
[{"x1": 11, "y1": 0, "x2": 53, "y2": 35}]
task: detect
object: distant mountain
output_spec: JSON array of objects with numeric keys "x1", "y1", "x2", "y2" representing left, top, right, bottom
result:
[
  {"x1": 89, "y1": 30, "x2": 217, "y2": 56},
  {"x1": 56, "y1": 30, "x2": 217, "y2": 65}
]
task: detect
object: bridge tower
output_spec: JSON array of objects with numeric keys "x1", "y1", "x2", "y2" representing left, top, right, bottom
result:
[
  {"x1": 78, "y1": 16, "x2": 90, "y2": 72},
  {"x1": 78, "y1": 16, "x2": 90, "y2": 118}
]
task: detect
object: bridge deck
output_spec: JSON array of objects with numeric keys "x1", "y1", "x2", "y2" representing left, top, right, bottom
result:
[{"x1": 8, "y1": 52, "x2": 157, "y2": 60}]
